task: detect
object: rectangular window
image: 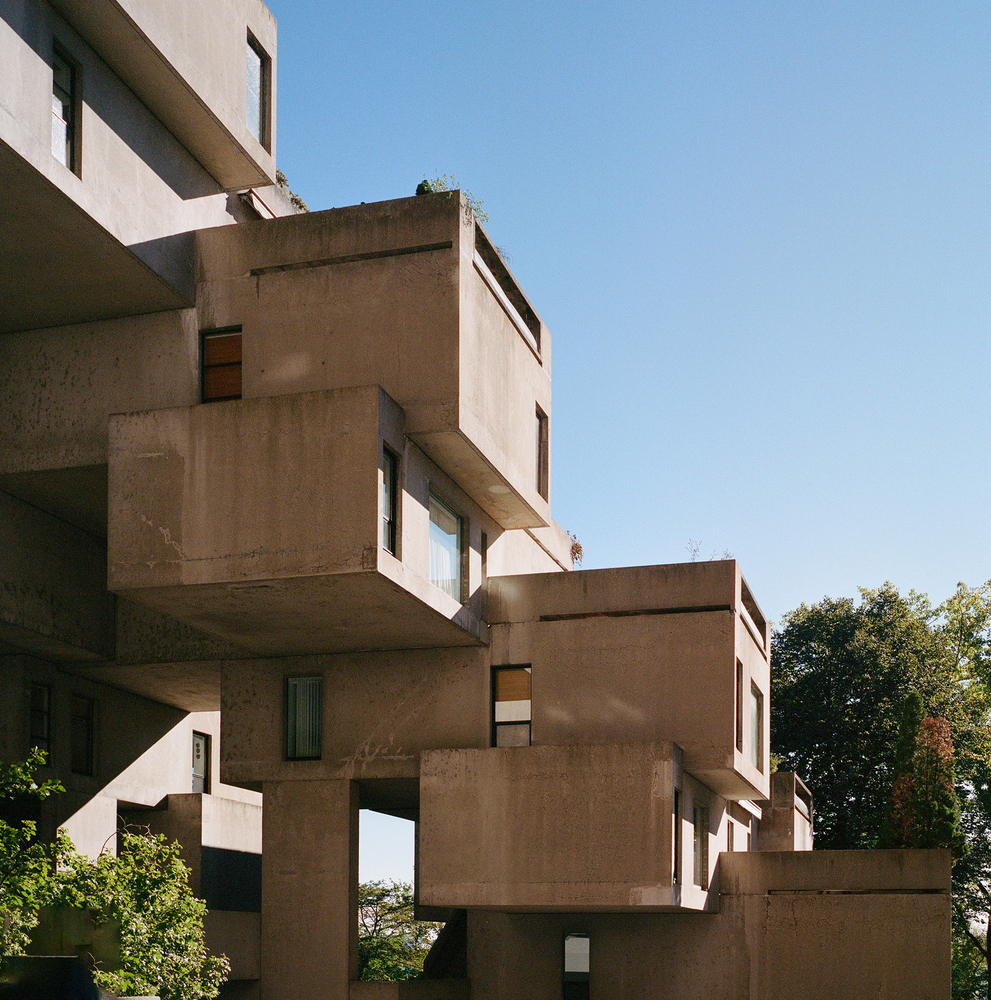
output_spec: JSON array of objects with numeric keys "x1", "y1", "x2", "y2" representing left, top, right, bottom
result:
[
  {"x1": 382, "y1": 447, "x2": 398, "y2": 554},
  {"x1": 70, "y1": 694, "x2": 94, "y2": 776},
  {"x1": 492, "y1": 665, "x2": 531, "y2": 747},
  {"x1": 672, "y1": 789, "x2": 681, "y2": 883},
  {"x1": 536, "y1": 406, "x2": 549, "y2": 500},
  {"x1": 735, "y1": 660, "x2": 744, "y2": 753},
  {"x1": 727, "y1": 820, "x2": 735, "y2": 853},
  {"x1": 428, "y1": 494, "x2": 463, "y2": 602},
  {"x1": 693, "y1": 803, "x2": 709, "y2": 888},
  {"x1": 52, "y1": 47, "x2": 78, "y2": 173},
  {"x1": 30, "y1": 684, "x2": 51, "y2": 754},
  {"x1": 202, "y1": 329, "x2": 242, "y2": 402},
  {"x1": 286, "y1": 676, "x2": 322, "y2": 760},
  {"x1": 192, "y1": 731, "x2": 210, "y2": 793},
  {"x1": 563, "y1": 933, "x2": 589, "y2": 1000},
  {"x1": 246, "y1": 34, "x2": 270, "y2": 149},
  {"x1": 750, "y1": 682, "x2": 764, "y2": 773}
]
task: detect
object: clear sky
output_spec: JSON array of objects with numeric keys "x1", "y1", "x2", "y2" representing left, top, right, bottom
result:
[{"x1": 264, "y1": 0, "x2": 991, "y2": 880}]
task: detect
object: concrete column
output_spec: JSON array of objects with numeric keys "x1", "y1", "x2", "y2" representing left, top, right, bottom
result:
[{"x1": 261, "y1": 779, "x2": 358, "y2": 1000}]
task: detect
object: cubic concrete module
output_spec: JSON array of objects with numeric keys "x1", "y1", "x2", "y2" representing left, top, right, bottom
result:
[{"x1": 0, "y1": 1, "x2": 951, "y2": 998}]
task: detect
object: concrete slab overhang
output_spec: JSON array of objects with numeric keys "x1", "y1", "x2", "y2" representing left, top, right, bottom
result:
[
  {"x1": 108, "y1": 386, "x2": 487, "y2": 655},
  {"x1": 46, "y1": 0, "x2": 275, "y2": 191},
  {"x1": 0, "y1": 140, "x2": 189, "y2": 334},
  {"x1": 419, "y1": 744, "x2": 705, "y2": 913}
]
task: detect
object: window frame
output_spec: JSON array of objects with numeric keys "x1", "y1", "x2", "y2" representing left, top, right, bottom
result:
[
  {"x1": 201, "y1": 327, "x2": 243, "y2": 402},
  {"x1": 246, "y1": 32, "x2": 271, "y2": 151},
  {"x1": 536, "y1": 405, "x2": 549, "y2": 500},
  {"x1": 192, "y1": 730, "x2": 211, "y2": 794},
  {"x1": 693, "y1": 802, "x2": 709, "y2": 888},
  {"x1": 30, "y1": 684, "x2": 51, "y2": 755},
  {"x1": 562, "y1": 932, "x2": 590, "y2": 1000},
  {"x1": 750, "y1": 681, "x2": 764, "y2": 773},
  {"x1": 70, "y1": 693, "x2": 95, "y2": 777},
  {"x1": 52, "y1": 43, "x2": 81, "y2": 175},
  {"x1": 285, "y1": 676, "x2": 322, "y2": 761},
  {"x1": 491, "y1": 664, "x2": 532, "y2": 748},
  {"x1": 381, "y1": 446, "x2": 399, "y2": 555},
  {"x1": 428, "y1": 492, "x2": 465, "y2": 603}
]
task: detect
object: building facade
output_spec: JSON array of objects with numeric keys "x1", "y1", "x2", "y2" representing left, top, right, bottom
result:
[{"x1": 0, "y1": 1, "x2": 950, "y2": 998}]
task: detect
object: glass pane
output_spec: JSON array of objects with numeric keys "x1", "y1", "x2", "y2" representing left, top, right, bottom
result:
[
  {"x1": 246, "y1": 39, "x2": 264, "y2": 141},
  {"x1": 429, "y1": 495, "x2": 462, "y2": 601},
  {"x1": 287, "y1": 677, "x2": 322, "y2": 759},
  {"x1": 192, "y1": 732, "x2": 208, "y2": 793},
  {"x1": 495, "y1": 722, "x2": 530, "y2": 747},
  {"x1": 750, "y1": 684, "x2": 762, "y2": 771},
  {"x1": 564, "y1": 933, "x2": 590, "y2": 983},
  {"x1": 203, "y1": 333, "x2": 242, "y2": 365},
  {"x1": 203, "y1": 364, "x2": 242, "y2": 401},
  {"x1": 381, "y1": 449, "x2": 397, "y2": 552},
  {"x1": 494, "y1": 666, "x2": 531, "y2": 702}
]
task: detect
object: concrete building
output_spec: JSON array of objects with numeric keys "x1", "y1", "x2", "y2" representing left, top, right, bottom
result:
[{"x1": 0, "y1": 1, "x2": 950, "y2": 998}]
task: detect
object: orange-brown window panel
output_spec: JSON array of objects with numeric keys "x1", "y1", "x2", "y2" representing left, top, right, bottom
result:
[{"x1": 202, "y1": 332, "x2": 242, "y2": 402}]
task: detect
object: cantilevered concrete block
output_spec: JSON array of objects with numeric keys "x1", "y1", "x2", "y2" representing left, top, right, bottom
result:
[
  {"x1": 488, "y1": 562, "x2": 770, "y2": 799},
  {"x1": 420, "y1": 743, "x2": 699, "y2": 912},
  {"x1": 108, "y1": 385, "x2": 484, "y2": 654},
  {"x1": 195, "y1": 193, "x2": 551, "y2": 529}
]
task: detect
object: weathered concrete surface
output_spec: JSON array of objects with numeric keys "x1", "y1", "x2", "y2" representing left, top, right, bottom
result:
[
  {"x1": 220, "y1": 648, "x2": 489, "y2": 789},
  {"x1": 349, "y1": 983, "x2": 468, "y2": 1000},
  {"x1": 261, "y1": 779, "x2": 357, "y2": 1000},
  {"x1": 108, "y1": 387, "x2": 487, "y2": 653},
  {"x1": 0, "y1": 489, "x2": 114, "y2": 661},
  {"x1": 420, "y1": 744, "x2": 687, "y2": 912},
  {"x1": 465, "y1": 849, "x2": 950, "y2": 999},
  {"x1": 756, "y1": 771, "x2": 814, "y2": 851},
  {"x1": 488, "y1": 563, "x2": 770, "y2": 799},
  {"x1": 195, "y1": 194, "x2": 551, "y2": 529}
]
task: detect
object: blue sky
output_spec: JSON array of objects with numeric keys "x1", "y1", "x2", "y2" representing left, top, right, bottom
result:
[{"x1": 265, "y1": 0, "x2": 991, "y2": 879}]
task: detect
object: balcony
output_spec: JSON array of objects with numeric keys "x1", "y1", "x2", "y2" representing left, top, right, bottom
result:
[
  {"x1": 194, "y1": 193, "x2": 551, "y2": 529},
  {"x1": 107, "y1": 385, "x2": 486, "y2": 655}
]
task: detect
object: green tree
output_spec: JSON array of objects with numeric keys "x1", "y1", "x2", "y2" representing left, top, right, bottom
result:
[
  {"x1": 0, "y1": 750, "x2": 63, "y2": 967},
  {"x1": 51, "y1": 828, "x2": 229, "y2": 1000},
  {"x1": 772, "y1": 584, "x2": 974, "y2": 850},
  {"x1": 356, "y1": 880, "x2": 440, "y2": 981},
  {"x1": 772, "y1": 582, "x2": 991, "y2": 999},
  {"x1": 878, "y1": 691, "x2": 965, "y2": 855}
]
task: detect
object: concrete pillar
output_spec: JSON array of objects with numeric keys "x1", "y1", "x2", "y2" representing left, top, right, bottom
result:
[{"x1": 261, "y1": 779, "x2": 358, "y2": 1000}]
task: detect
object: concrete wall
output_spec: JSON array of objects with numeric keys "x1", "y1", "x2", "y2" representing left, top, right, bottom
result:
[
  {"x1": 0, "y1": 491, "x2": 113, "y2": 661},
  {"x1": 419, "y1": 744, "x2": 683, "y2": 912},
  {"x1": 0, "y1": 1, "x2": 259, "y2": 294},
  {"x1": 488, "y1": 563, "x2": 770, "y2": 800},
  {"x1": 465, "y1": 850, "x2": 951, "y2": 1000},
  {"x1": 0, "y1": 310, "x2": 200, "y2": 476},
  {"x1": 194, "y1": 195, "x2": 552, "y2": 529},
  {"x1": 221, "y1": 648, "x2": 490, "y2": 787}
]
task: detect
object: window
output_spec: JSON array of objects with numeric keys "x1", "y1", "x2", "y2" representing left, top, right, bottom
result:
[
  {"x1": 727, "y1": 821, "x2": 735, "y2": 853},
  {"x1": 428, "y1": 494, "x2": 463, "y2": 602},
  {"x1": 201, "y1": 329, "x2": 242, "y2": 402},
  {"x1": 192, "y1": 731, "x2": 210, "y2": 793},
  {"x1": 492, "y1": 666, "x2": 531, "y2": 747},
  {"x1": 246, "y1": 34, "x2": 270, "y2": 149},
  {"x1": 563, "y1": 933, "x2": 589, "y2": 1000},
  {"x1": 30, "y1": 685, "x2": 51, "y2": 754},
  {"x1": 750, "y1": 682, "x2": 764, "y2": 773},
  {"x1": 382, "y1": 448, "x2": 398, "y2": 554},
  {"x1": 693, "y1": 803, "x2": 709, "y2": 888},
  {"x1": 672, "y1": 789, "x2": 681, "y2": 883},
  {"x1": 286, "y1": 676, "x2": 322, "y2": 760},
  {"x1": 536, "y1": 406, "x2": 549, "y2": 500},
  {"x1": 52, "y1": 47, "x2": 78, "y2": 173},
  {"x1": 70, "y1": 694, "x2": 94, "y2": 776},
  {"x1": 735, "y1": 660, "x2": 744, "y2": 753}
]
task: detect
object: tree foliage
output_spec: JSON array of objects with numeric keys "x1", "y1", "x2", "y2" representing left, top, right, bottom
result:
[
  {"x1": 772, "y1": 581, "x2": 991, "y2": 999},
  {"x1": 356, "y1": 880, "x2": 440, "y2": 981},
  {"x1": 0, "y1": 750, "x2": 64, "y2": 966},
  {"x1": 50, "y1": 829, "x2": 229, "y2": 1000}
]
